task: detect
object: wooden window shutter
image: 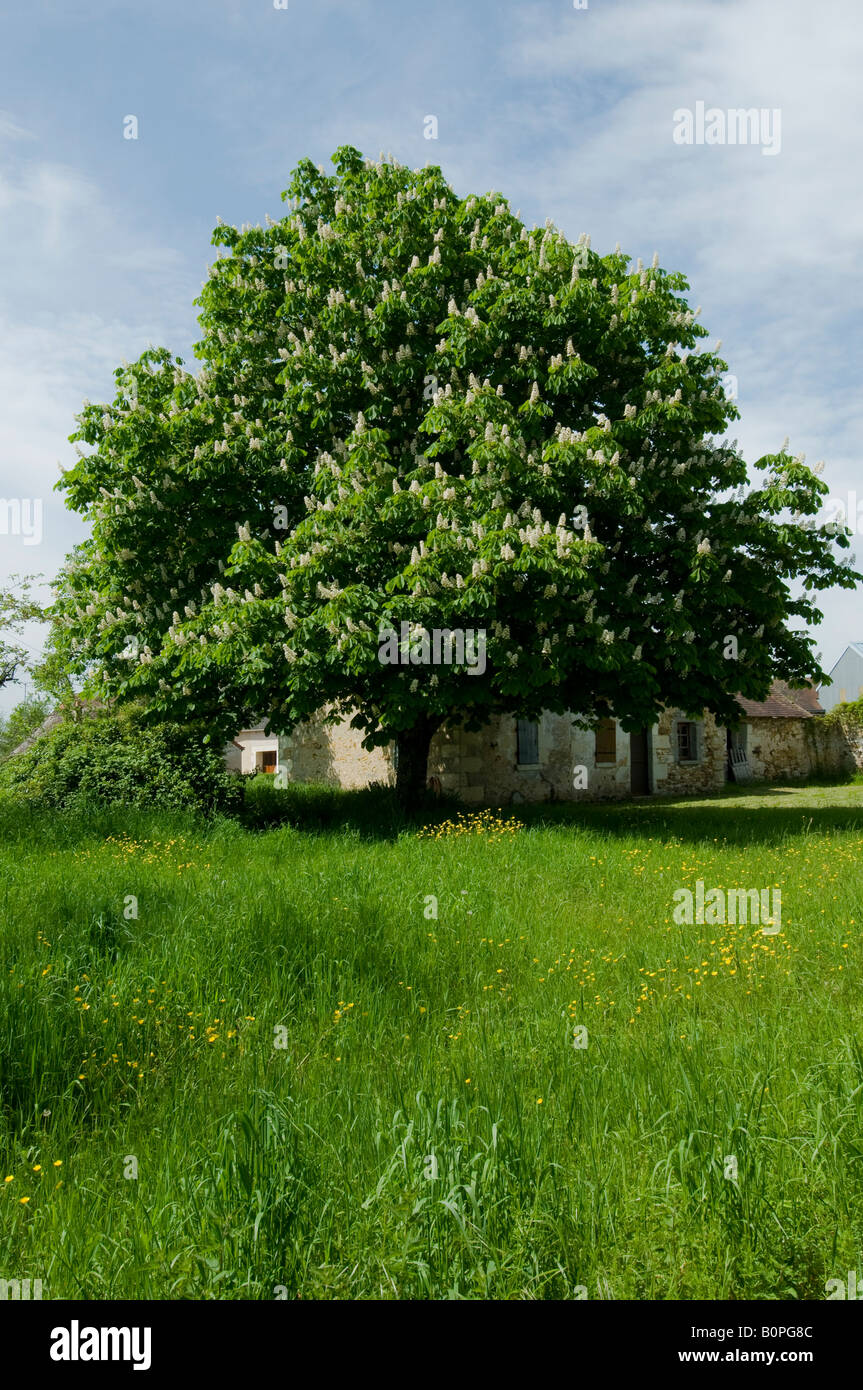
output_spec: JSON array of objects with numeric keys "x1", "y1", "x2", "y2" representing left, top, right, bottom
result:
[
  {"x1": 595, "y1": 717, "x2": 616, "y2": 763},
  {"x1": 516, "y1": 719, "x2": 539, "y2": 765}
]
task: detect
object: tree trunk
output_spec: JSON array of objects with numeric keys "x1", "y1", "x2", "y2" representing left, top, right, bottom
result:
[{"x1": 394, "y1": 717, "x2": 438, "y2": 810}]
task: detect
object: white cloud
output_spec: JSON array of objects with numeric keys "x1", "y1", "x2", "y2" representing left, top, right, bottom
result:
[
  {"x1": 0, "y1": 109, "x2": 36, "y2": 142},
  {"x1": 0, "y1": 144, "x2": 201, "y2": 711},
  {"x1": 1, "y1": 0, "x2": 860, "y2": 711}
]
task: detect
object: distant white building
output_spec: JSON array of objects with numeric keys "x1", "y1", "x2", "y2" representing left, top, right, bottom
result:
[
  {"x1": 226, "y1": 723, "x2": 285, "y2": 777},
  {"x1": 819, "y1": 643, "x2": 863, "y2": 712}
]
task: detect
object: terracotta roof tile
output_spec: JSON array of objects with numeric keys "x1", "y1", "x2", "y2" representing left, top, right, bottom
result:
[{"x1": 736, "y1": 679, "x2": 824, "y2": 719}]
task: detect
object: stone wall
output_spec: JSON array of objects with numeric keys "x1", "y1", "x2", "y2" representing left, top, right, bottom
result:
[
  {"x1": 840, "y1": 725, "x2": 863, "y2": 771},
  {"x1": 425, "y1": 711, "x2": 726, "y2": 804},
  {"x1": 743, "y1": 717, "x2": 815, "y2": 781},
  {"x1": 805, "y1": 715, "x2": 863, "y2": 776},
  {"x1": 571, "y1": 721, "x2": 633, "y2": 800},
  {"x1": 651, "y1": 709, "x2": 727, "y2": 797},
  {"x1": 428, "y1": 711, "x2": 575, "y2": 804},
  {"x1": 229, "y1": 704, "x2": 859, "y2": 805},
  {"x1": 280, "y1": 711, "x2": 392, "y2": 789}
]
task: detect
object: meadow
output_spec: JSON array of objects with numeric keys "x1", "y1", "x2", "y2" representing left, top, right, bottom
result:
[{"x1": 1, "y1": 780, "x2": 862, "y2": 1300}]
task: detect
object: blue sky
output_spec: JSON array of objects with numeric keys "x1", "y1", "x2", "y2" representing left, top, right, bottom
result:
[{"x1": 1, "y1": 0, "x2": 861, "y2": 710}]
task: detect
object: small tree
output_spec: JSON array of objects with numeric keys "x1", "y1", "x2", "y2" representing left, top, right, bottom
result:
[
  {"x1": 0, "y1": 695, "x2": 52, "y2": 760},
  {"x1": 0, "y1": 575, "x2": 44, "y2": 692},
  {"x1": 53, "y1": 147, "x2": 859, "y2": 806}
]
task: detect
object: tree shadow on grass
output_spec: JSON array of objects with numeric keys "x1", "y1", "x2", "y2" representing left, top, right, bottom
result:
[
  {"x1": 517, "y1": 780, "x2": 863, "y2": 848},
  {"x1": 239, "y1": 778, "x2": 454, "y2": 841},
  {"x1": 3, "y1": 777, "x2": 860, "y2": 850},
  {"x1": 239, "y1": 777, "x2": 863, "y2": 849}
]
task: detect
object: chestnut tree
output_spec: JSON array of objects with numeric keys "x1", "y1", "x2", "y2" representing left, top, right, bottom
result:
[{"x1": 52, "y1": 146, "x2": 858, "y2": 805}]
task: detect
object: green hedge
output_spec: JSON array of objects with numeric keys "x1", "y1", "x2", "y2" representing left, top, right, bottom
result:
[
  {"x1": 0, "y1": 705, "x2": 243, "y2": 817},
  {"x1": 822, "y1": 696, "x2": 863, "y2": 734}
]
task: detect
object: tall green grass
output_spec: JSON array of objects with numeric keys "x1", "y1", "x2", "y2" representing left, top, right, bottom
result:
[{"x1": 1, "y1": 782, "x2": 862, "y2": 1299}]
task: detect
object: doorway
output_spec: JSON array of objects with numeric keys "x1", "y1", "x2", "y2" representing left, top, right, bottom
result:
[{"x1": 630, "y1": 728, "x2": 650, "y2": 795}]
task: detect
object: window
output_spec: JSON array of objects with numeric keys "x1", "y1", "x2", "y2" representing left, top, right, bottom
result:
[
  {"x1": 257, "y1": 749, "x2": 277, "y2": 774},
  {"x1": 676, "y1": 721, "x2": 699, "y2": 763},
  {"x1": 516, "y1": 719, "x2": 539, "y2": 765},
  {"x1": 594, "y1": 717, "x2": 617, "y2": 764}
]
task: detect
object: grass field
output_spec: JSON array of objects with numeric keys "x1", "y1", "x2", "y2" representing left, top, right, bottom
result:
[{"x1": 1, "y1": 780, "x2": 862, "y2": 1300}]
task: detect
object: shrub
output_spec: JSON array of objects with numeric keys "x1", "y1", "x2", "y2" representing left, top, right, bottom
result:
[
  {"x1": 0, "y1": 704, "x2": 243, "y2": 817},
  {"x1": 823, "y1": 696, "x2": 863, "y2": 734}
]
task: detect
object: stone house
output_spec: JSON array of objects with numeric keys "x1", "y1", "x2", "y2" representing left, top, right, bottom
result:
[{"x1": 230, "y1": 678, "x2": 853, "y2": 804}]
